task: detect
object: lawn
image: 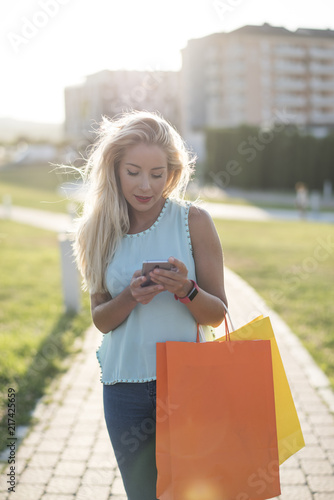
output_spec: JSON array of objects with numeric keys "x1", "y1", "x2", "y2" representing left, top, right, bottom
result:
[
  {"x1": 0, "y1": 163, "x2": 82, "y2": 213},
  {"x1": 215, "y1": 218, "x2": 334, "y2": 388},
  {"x1": 0, "y1": 220, "x2": 91, "y2": 453}
]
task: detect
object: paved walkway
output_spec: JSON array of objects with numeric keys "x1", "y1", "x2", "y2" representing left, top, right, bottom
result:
[
  {"x1": 1, "y1": 205, "x2": 334, "y2": 499},
  {"x1": 1, "y1": 202, "x2": 334, "y2": 229},
  {"x1": 201, "y1": 201, "x2": 334, "y2": 224}
]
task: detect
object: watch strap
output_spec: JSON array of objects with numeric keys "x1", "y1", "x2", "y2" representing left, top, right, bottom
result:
[{"x1": 174, "y1": 280, "x2": 199, "y2": 303}]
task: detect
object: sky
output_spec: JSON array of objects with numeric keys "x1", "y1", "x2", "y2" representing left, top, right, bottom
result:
[{"x1": 2, "y1": 0, "x2": 334, "y2": 124}]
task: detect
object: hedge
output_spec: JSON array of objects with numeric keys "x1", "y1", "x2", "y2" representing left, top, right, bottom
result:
[{"x1": 205, "y1": 125, "x2": 334, "y2": 191}]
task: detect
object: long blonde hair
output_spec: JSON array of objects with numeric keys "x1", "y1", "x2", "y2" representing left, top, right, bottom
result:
[{"x1": 73, "y1": 110, "x2": 196, "y2": 294}]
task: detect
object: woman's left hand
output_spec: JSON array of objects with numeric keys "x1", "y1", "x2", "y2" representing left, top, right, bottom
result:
[{"x1": 149, "y1": 257, "x2": 193, "y2": 298}]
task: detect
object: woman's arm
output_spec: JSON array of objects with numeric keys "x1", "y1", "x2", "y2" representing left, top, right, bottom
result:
[
  {"x1": 90, "y1": 272, "x2": 165, "y2": 333},
  {"x1": 186, "y1": 205, "x2": 228, "y2": 327},
  {"x1": 149, "y1": 206, "x2": 228, "y2": 327}
]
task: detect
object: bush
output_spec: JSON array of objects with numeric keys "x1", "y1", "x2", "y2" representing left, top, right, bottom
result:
[{"x1": 205, "y1": 126, "x2": 334, "y2": 191}]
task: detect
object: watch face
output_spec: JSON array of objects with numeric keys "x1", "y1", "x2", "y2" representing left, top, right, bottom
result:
[{"x1": 188, "y1": 287, "x2": 198, "y2": 301}]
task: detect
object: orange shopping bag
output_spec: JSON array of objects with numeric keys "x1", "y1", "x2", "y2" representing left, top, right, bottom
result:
[{"x1": 156, "y1": 336, "x2": 281, "y2": 500}]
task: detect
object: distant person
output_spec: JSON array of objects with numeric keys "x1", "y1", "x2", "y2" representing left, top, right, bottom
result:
[
  {"x1": 295, "y1": 182, "x2": 308, "y2": 219},
  {"x1": 73, "y1": 111, "x2": 228, "y2": 499}
]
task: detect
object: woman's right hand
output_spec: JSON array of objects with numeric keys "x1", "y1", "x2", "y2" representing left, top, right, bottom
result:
[{"x1": 130, "y1": 270, "x2": 165, "y2": 305}]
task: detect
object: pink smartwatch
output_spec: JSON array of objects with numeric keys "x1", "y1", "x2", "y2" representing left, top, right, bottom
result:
[{"x1": 174, "y1": 280, "x2": 199, "y2": 303}]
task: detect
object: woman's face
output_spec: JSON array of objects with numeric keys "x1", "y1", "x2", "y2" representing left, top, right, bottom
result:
[{"x1": 118, "y1": 142, "x2": 169, "y2": 213}]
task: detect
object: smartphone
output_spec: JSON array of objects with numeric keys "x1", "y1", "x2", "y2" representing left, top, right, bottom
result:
[{"x1": 141, "y1": 260, "x2": 176, "y2": 287}]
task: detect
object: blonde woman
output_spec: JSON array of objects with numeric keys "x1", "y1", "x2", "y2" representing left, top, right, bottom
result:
[{"x1": 74, "y1": 111, "x2": 228, "y2": 500}]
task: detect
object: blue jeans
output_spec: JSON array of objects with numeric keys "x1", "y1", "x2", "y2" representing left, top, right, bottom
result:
[{"x1": 103, "y1": 382, "x2": 158, "y2": 500}]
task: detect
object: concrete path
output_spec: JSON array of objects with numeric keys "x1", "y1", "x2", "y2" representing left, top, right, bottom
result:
[
  {"x1": 201, "y1": 201, "x2": 334, "y2": 224},
  {"x1": 1, "y1": 202, "x2": 333, "y2": 231},
  {"x1": 1, "y1": 205, "x2": 334, "y2": 499}
]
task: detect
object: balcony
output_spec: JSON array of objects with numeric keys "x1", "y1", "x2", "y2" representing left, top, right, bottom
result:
[
  {"x1": 289, "y1": 112, "x2": 307, "y2": 124},
  {"x1": 275, "y1": 79, "x2": 307, "y2": 91},
  {"x1": 224, "y1": 62, "x2": 245, "y2": 75},
  {"x1": 274, "y1": 45, "x2": 306, "y2": 58},
  {"x1": 309, "y1": 62, "x2": 334, "y2": 75},
  {"x1": 309, "y1": 111, "x2": 334, "y2": 124},
  {"x1": 275, "y1": 94, "x2": 307, "y2": 107},
  {"x1": 205, "y1": 80, "x2": 221, "y2": 95},
  {"x1": 274, "y1": 60, "x2": 307, "y2": 74},
  {"x1": 309, "y1": 78, "x2": 334, "y2": 91},
  {"x1": 310, "y1": 94, "x2": 334, "y2": 107},
  {"x1": 205, "y1": 64, "x2": 219, "y2": 78},
  {"x1": 309, "y1": 47, "x2": 334, "y2": 60},
  {"x1": 223, "y1": 95, "x2": 245, "y2": 109},
  {"x1": 223, "y1": 79, "x2": 245, "y2": 92}
]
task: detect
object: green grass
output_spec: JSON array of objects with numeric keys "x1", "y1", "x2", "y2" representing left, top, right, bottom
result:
[
  {"x1": 0, "y1": 220, "x2": 91, "y2": 453},
  {"x1": 0, "y1": 181, "x2": 75, "y2": 213},
  {"x1": 0, "y1": 163, "x2": 82, "y2": 213},
  {"x1": 215, "y1": 218, "x2": 334, "y2": 388}
]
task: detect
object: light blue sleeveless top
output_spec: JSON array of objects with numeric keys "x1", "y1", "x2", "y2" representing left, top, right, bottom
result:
[{"x1": 96, "y1": 198, "x2": 198, "y2": 385}]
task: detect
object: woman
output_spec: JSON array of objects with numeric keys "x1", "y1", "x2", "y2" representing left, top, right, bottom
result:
[{"x1": 74, "y1": 111, "x2": 228, "y2": 499}]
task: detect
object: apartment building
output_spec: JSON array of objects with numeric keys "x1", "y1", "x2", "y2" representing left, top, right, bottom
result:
[
  {"x1": 65, "y1": 69, "x2": 181, "y2": 140},
  {"x1": 181, "y1": 23, "x2": 334, "y2": 158}
]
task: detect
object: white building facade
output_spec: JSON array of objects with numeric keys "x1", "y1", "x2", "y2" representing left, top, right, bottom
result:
[
  {"x1": 181, "y1": 24, "x2": 334, "y2": 159},
  {"x1": 65, "y1": 70, "x2": 181, "y2": 140}
]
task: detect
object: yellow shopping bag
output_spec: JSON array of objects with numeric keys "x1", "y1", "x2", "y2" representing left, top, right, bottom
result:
[{"x1": 216, "y1": 315, "x2": 305, "y2": 465}]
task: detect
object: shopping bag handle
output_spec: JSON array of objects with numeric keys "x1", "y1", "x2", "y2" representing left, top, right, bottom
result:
[
  {"x1": 196, "y1": 302, "x2": 234, "y2": 343},
  {"x1": 222, "y1": 301, "x2": 235, "y2": 333}
]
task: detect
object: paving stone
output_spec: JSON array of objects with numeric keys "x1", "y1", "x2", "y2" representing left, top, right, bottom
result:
[
  {"x1": 313, "y1": 422, "x2": 334, "y2": 434},
  {"x1": 307, "y1": 474, "x2": 334, "y2": 493},
  {"x1": 281, "y1": 455, "x2": 299, "y2": 469},
  {"x1": 81, "y1": 467, "x2": 114, "y2": 486},
  {"x1": 35, "y1": 439, "x2": 65, "y2": 454},
  {"x1": 305, "y1": 402, "x2": 330, "y2": 414},
  {"x1": 298, "y1": 446, "x2": 327, "y2": 460},
  {"x1": 41, "y1": 428, "x2": 72, "y2": 440},
  {"x1": 303, "y1": 432, "x2": 320, "y2": 445},
  {"x1": 76, "y1": 484, "x2": 110, "y2": 500},
  {"x1": 71, "y1": 423, "x2": 100, "y2": 436},
  {"x1": 111, "y1": 475, "x2": 126, "y2": 495},
  {"x1": 308, "y1": 413, "x2": 334, "y2": 425},
  {"x1": 314, "y1": 494, "x2": 334, "y2": 500},
  {"x1": 18, "y1": 466, "x2": 53, "y2": 484},
  {"x1": 298, "y1": 421, "x2": 312, "y2": 433},
  {"x1": 66, "y1": 435, "x2": 96, "y2": 449},
  {"x1": 60, "y1": 447, "x2": 91, "y2": 461},
  {"x1": 22, "y1": 431, "x2": 45, "y2": 446},
  {"x1": 278, "y1": 484, "x2": 313, "y2": 499},
  {"x1": 327, "y1": 450, "x2": 334, "y2": 466},
  {"x1": 46, "y1": 476, "x2": 81, "y2": 494},
  {"x1": 87, "y1": 453, "x2": 118, "y2": 469},
  {"x1": 279, "y1": 467, "x2": 306, "y2": 485},
  {"x1": 10, "y1": 483, "x2": 45, "y2": 499},
  {"x1": 15, "y1": 444, "x2": 36, "y2": 461},
  {"x1": 53, "y1": 460, "x2": 86, "y2": 477},
  {"x1": 40, "y1": 495, "x2": 75, "y2": 500},
  {"x1": 319, "y1": 437, "x2": 334, "y2": 450},
  {"x1": 28, "y1": 452, "x2": 60, "y2": 468},
  {"x1": 300, "y1": 459, "x2": 334, "y2": 475}
]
